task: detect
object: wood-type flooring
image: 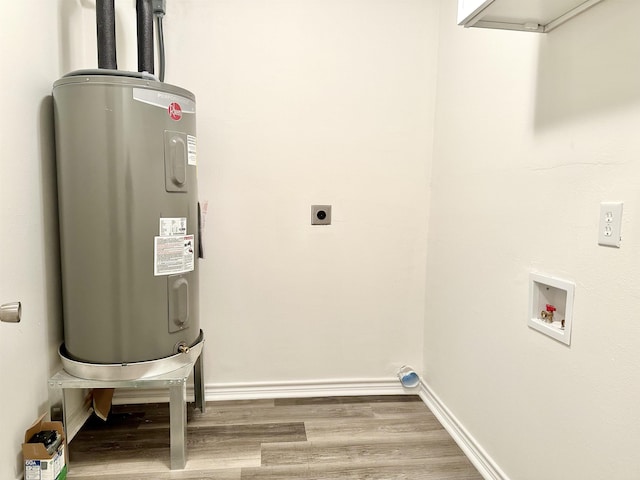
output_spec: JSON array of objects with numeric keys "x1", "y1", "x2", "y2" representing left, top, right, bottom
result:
[{"x1": 66, "y1": 395, "x2": 483, "y2": 480}]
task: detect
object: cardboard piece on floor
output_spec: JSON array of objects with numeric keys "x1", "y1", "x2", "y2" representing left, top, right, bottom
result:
[{"x1": 92, "y1": 388, "x2": 115, "y2": 421}]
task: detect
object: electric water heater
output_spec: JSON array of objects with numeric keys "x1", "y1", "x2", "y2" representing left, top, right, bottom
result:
[{"x1": 53, "y1": 72, "x2": 201, "y2": 364}]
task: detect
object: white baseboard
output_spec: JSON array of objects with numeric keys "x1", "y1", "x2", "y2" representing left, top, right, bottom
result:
[
  {"x1": 112, "y1": 377, "x2": 408, "y2": 404},
  {"x1": 206, "y1": 378, "x2": 409, "y2": 401},
  {"x1": 418, "y1": 380, "x2": 509, "y2": 480}
]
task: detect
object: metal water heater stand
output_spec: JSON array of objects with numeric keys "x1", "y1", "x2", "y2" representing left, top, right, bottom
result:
[{"x1": 49, "y1": 340, "x2": 205, "y2": 470}]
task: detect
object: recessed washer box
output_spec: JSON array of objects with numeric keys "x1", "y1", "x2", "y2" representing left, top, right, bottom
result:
[{"x1": 529, "y1": 273, "x2": 575, "y2": 345}]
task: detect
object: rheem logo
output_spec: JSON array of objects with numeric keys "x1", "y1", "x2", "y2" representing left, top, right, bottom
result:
[{"x1": 168, "y1": 102, "x2": 182, "y2": 121}]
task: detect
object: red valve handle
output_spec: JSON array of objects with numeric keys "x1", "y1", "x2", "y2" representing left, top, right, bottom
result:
[{"x1": 546, "y1": 304, "x2": 556, "y2": 312}]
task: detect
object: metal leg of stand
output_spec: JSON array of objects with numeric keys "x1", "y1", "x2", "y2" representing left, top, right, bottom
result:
[
  {"x1": 169, "y1": 381, "x2": 187, "y2": 470},
  {"x1": 194, "y1": 350, "x2": 205, "y2": 413},
  {"x1": 57, "y1": 389, "x2": 71, "y2": 442},
  {"x1": 61, "y1": 389, "x2": 71, "y2": 467}
]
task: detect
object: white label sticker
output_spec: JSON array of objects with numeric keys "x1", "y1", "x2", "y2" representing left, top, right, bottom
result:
[
  {"x1": 24, "y1": 461, "x2": 41, "y2": 480},
  {"x1": 154, "y1": 235, "x2": 195, "y2": 276},
  {"x1": 159, "y1": 218, "x2": 187, "y2": 236},
  {"x1": 187, "y1": 135, "x2": 197, "y2": 166}
]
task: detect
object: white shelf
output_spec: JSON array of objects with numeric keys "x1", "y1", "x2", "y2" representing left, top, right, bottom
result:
[{"x1": 458, "y1": 0, "x2": 606, "y2": 33}]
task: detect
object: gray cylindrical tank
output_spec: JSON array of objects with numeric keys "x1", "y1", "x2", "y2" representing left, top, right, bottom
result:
[{"x1": 53, "y1": 71, "x2": 200, "y2": 364}]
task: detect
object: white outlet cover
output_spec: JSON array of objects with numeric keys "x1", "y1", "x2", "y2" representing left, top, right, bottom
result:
[
  {"x1": 598, "y1": 202, "x2": 623, "y2": 248},
  {"x1": 529, "y1": 273, "x2": 575, "y2": 346}
]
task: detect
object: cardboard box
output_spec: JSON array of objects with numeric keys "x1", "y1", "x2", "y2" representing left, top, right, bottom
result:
[{"x1": 22, "y1": 414, "x2": 67, "y2": 480}]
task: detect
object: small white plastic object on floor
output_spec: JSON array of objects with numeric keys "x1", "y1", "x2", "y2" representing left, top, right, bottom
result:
[{"x1": 397, "y1": 365, "x2": 420, "y2": 388}]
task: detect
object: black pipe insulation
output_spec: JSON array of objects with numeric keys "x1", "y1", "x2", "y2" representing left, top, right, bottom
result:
[
  {"x1": 136, "y1": 0, "x2": 154, "y2": 74},
  {"x1": 96, "y1": 0, "x2": 117, "y2": 70}
]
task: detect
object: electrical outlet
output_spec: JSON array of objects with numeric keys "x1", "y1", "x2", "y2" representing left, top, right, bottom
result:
[
  {"x1": 311, "y1": 205, "x2": 331, "y2": 225},
  {"x1": 598, "y1": 202, "x2": 623, "y2": 248}
]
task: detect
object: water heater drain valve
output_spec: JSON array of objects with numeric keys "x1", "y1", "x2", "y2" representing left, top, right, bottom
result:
[{"x1": 175, "y1": 341, "x2": 190, "y2": 354}]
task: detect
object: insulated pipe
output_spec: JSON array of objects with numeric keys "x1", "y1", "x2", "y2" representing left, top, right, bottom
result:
[
  {"x1": 155, "y1": 14, "x2": 166, "y2": 82},
  {"x1": 136, "y1": 0, "x2": 154, "y2": 74},
  {"x1": 96, "y1": 0, "x2": 117, "y2": 69},
  {"x1": 153, "y1": 0, "x2": 166, "y2": 81}
]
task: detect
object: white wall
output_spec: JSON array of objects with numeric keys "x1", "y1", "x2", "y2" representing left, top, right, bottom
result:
[
  {"x1": 5, "y1": 0, "x2": 638, "y2": 478},
  {"x1": 164, "y1": 0, "x2": 439, "y2": 384},
  {"x1": 425, "y1": 1, "x2": 640, "y2": 479},
  {"x1": 0, "y1": 1, "x2": 63, "y2": 478},
  {"x1": 55, "y1": 0, "x2": 439, "y2": 387},
  {"x1": 0, "y1": 1, "x2": 437, "y2": 477}
]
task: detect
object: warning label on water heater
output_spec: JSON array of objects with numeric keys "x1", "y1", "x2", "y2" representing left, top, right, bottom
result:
[
  {"x1": 154, "y1": 234, "x2": 195, "y2": 276},
  {"x1": 187, "y1": 135, "x2": 197, "y2": 166},
  {"x1": 159, "y1": 217, "x2": 187, "y2": 236}
]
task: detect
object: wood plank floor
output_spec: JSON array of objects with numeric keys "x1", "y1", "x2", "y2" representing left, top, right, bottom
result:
[{"x1": 66, "y1": 395, "x2": 483, "y2": 480}]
